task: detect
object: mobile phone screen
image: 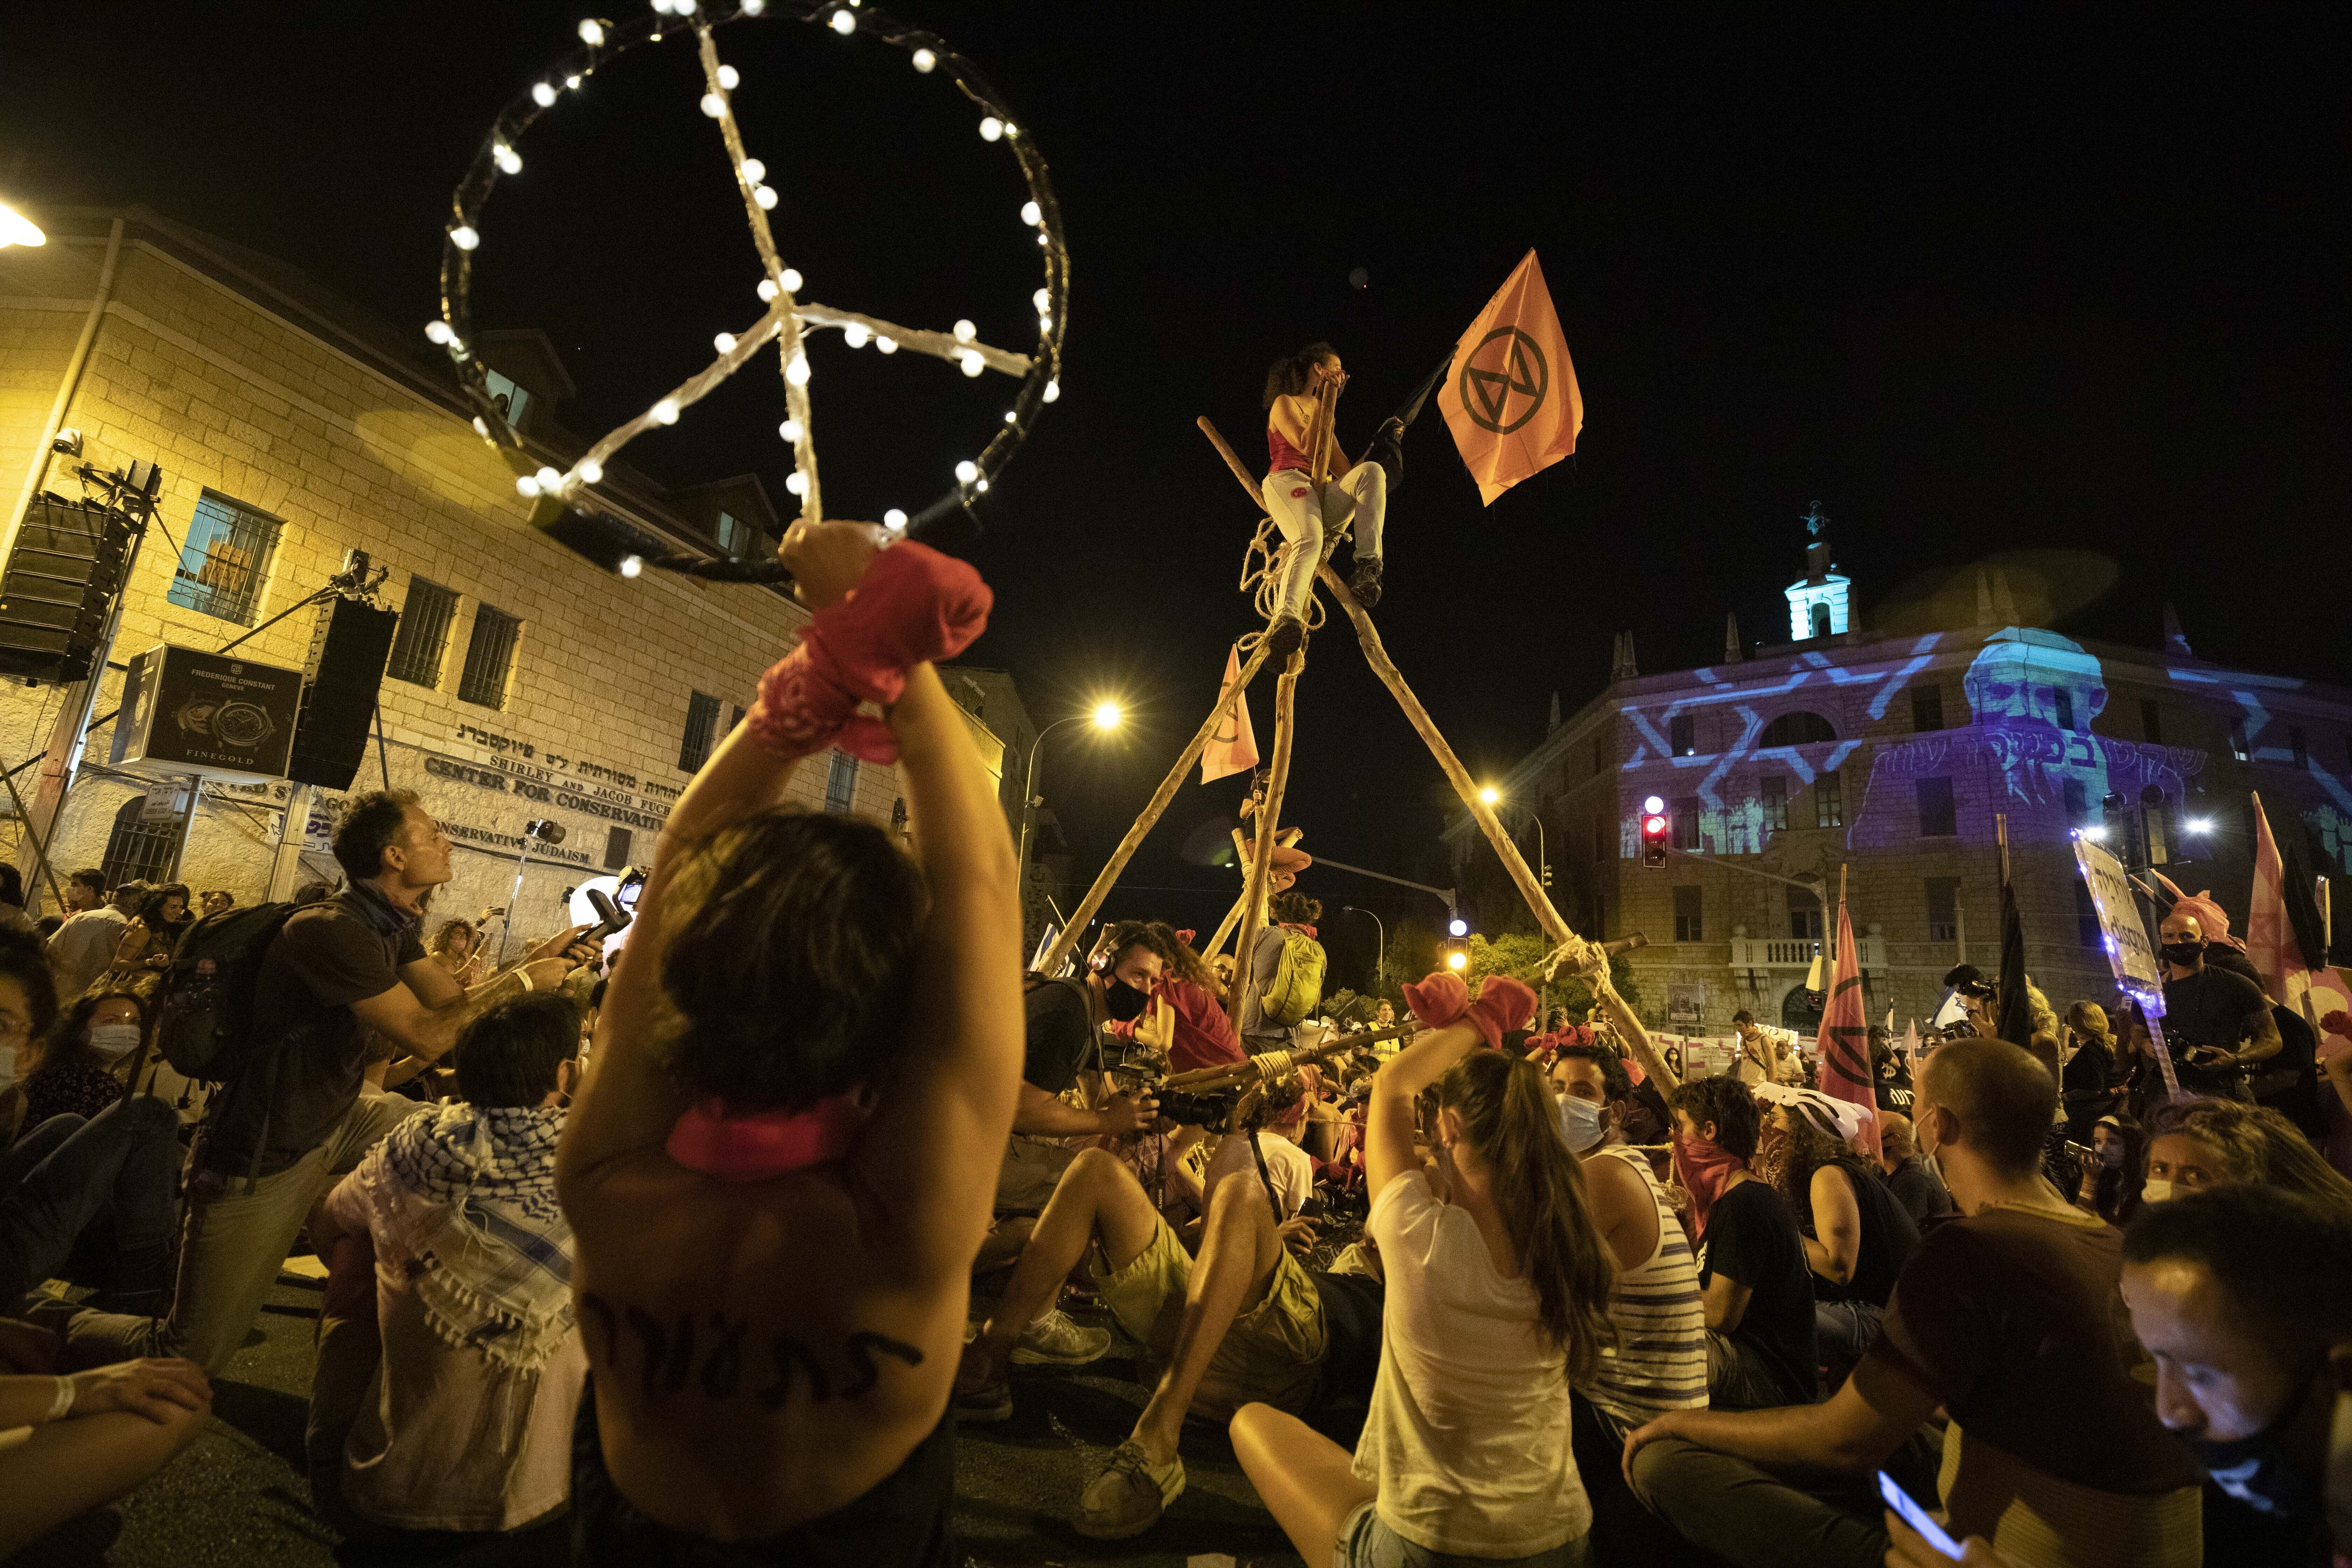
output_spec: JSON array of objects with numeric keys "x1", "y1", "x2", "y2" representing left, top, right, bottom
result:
[{"x1": 1877, "y1": 1470, "x2": 1963, "y2": 1560}]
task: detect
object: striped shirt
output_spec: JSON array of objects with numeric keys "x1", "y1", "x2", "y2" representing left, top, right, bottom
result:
[{"x1": 1581, "y1": 1145, "x2": 1709, "y2": 1432}]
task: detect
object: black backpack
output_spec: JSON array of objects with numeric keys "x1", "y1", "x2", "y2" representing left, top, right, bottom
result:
[{"x1": 154, "y1": 902, "x2": 303, "y2": 1082}]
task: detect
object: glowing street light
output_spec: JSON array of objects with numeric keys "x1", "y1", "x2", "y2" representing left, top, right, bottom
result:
[
  {"x1": 1447, "y1": 948, "x2": 1469, "y2": 971},
  {"x1": 1449, "y1": 917, "x2": 1469, "y2": 937},
  {"x1": 1478, "y1": 785, "x2": 1500, "y2": 805},
  {"x1": 2185, "y1": 818, "x2": 2214, "y2": 835},
  {"x1": 1017, "y1": 698, "x2": 1128, "y2": 911},
  {"x1": 1091, "y1": 700, "x2": 1124, "y2": 731},
  {"x1": 0, "y1": 203, "x2": 45, "y2": 249}
]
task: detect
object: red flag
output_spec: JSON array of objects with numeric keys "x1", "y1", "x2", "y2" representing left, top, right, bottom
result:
[
  {"x1": 1199, "y1": 642, "x2": 1259, "y2": 785},
  {"x1": 1440, "y1": 249, "x2": 1584, "y2": 505},
  {"x1": 1815, "y1": 897, "x2": 1880, "y2": 1157},
  {"x1": 2250, "y1": 791, "x2": 2352, "y2": 1024}
]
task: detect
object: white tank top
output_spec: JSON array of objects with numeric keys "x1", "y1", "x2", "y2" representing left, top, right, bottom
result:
[{"x1": 1582, "y1": 1145, "x2": 1709, "y2": 1432}]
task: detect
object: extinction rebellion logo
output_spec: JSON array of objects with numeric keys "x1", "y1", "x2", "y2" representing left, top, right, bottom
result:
[{"x1": 1457, "y1": 327, "x2": 1548, "y2": 434}]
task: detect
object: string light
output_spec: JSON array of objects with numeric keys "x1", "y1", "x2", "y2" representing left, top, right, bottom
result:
[
  {"x1": 450, "y1": 225, "x2": 479, "y2": 250},
  {"x1": 785, "y1": 472, "x2": 808, "y2": 495},
  {"x1": 700, "y1": 92, "x2": 726, "y2": 118},
  {"x1": 757, "y1": 278, "x2": 777, "y2": 301},
  {"x1": 781, "y1": 267, "x2": 803, "y2": 292},
  {"x1": 425, "y1": 320, "x2": 455, "y2": 344},
  {"x1": 717, "y1": 64, "x2": 739, "y2": 88},
  {"x1": 536, "y1": 466, "x2": 562, "y2": 490},
  {"x1": 843, "y1": 323, "x2": 870, "y2": 348},
  {"x1": 911, "y1": 47, "x2": 935, "y2": 72},
  {"x1": 652, "y1": 398, "x2": 680, "y2": 424},
  {"x1": 1044, "y1": 380, "x2": 1060, "y2": 402},
  {"x1": 517, "y1": 475, "x2": 541, "y2": 497},
  {"x1": 1021, "y1": 200, "x2": 1041, "y2": 226},
  {"x1": 566, "y1": 74, "x2": 582, "y2": 89},
  {"x1": 578, "y1": 458, "x2": 604, "y2": 483},
  {"x1": 1003, "y1": 410, "x2": 1016, "y2": 422},
  {"x1": 495, "y1": 143, "x2": 523, "y2": 174},
  {"x1": 958, "y1": 350, "x2": 985, "y2": 377},
  {"x1": 884, "y1": 509, "x2": 908, "y2": 529},
  {"x1": 619, "y1": 554, "x2": 644, "y2": 578},
  {"x1": 740, "y1": 157, "x2": 765, "y2": 183},
  {"x1": 829, "y1": 8, "x2": 856, "y2": 34},
  {"x1": 1033, "y1": 287, "x2": 1049, "y2": 313},
  {"x1": 578, "y1": 18, "x2": 605, "y2": 45},
  {"x1": 875, "y1": 336, "x2": 898, "y2": 354},
  {"x1": 740, "y1": 0, "x2": 764, "y2": 12},
  {"x1": 714, "y1": 332, "x2": 737, "y2": 353},
  {"x1": 471, "y1": 416, "x2": 490, "y2": 436},
  {"x1": 779, "y1": 418, "x2": 803, "y2": 442},
  {"x1": 953, "y1": 319, "x2": 976, "y2": 342},
  {"x1": 955, "y1": 460, "x2": 978, "y2": 483},
  {"x1": 979, "y1": 117, "x2": 1003, "y2": 141},
  {"x1": 533, "y1": 82, "x2": 558, "y2": 107},
  {"x1": 754, "y1": 186, "x2": 778, "y2": 209},
  {"x1": 975, "y1": 478, "x2": 989, "y2": 493},
  {"x1": 784, "y1": 354, "x2": 810, "y2": 387}
]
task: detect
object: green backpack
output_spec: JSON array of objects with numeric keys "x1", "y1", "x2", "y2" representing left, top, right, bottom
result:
[{"x1": 1261, "y1": 929, "x2": 1326, "y2": 1026}]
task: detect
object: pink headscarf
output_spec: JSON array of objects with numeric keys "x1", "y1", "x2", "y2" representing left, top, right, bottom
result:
[{"x1": 2151, "y1": 872, "x2": 2245, "y2": 951}]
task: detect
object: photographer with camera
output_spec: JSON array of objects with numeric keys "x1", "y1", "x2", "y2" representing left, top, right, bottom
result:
[
  {"x1": 69, "y1": 790, "x2": 596, "y2": 1375},
  {"x1": 2157, "y1": 908, "x2": 2279, "y2": 1103}
]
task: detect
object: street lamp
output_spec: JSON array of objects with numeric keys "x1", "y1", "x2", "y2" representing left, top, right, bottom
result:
[
  {"x1": 1343, "y1": 906, "x2": 1385, "y2": 995},
  {"x1": 0, "y1": 203, "x2": 44, "y2": 249},
  {"x1": 1478, "y1": 785, "x2": 1499, "y2": 805},
  {"x1": 1480, "y1": 784, "x2": 1548, "y2": 887},
  {"x1": 1015, "y1": 701, "x2": 1124, "y2": 914}
]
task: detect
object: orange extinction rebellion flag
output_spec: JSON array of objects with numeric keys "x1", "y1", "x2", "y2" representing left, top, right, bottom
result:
[
  {"x1": 1199, "y1": 641, "x2": 1260, "y2": 785},
  {"x1": 1441, "y1": 248, "x2": 1584, "y2": 505}
]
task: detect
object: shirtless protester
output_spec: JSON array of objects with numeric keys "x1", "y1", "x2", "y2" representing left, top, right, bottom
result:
[{"x1": 557, "y1": 520, "x2": 1014, "y2": 1564}]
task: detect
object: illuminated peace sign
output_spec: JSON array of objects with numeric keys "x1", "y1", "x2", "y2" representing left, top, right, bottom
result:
[{"x1": 427, "y1": 0, "x2": 1068, "y2": 576}]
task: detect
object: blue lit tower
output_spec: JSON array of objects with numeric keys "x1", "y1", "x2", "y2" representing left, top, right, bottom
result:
[{"x1": 1786, "y1": 503, "x2": 1850, "y2": 641}]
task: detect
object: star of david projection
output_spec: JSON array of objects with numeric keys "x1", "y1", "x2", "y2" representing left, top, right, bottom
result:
[{"x1": 427, "y1": 0, "x2": 1068, "y2": 574}]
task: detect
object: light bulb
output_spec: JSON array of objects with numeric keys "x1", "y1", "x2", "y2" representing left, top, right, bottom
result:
[
  {"x1": 471, "y1": 416, "x2": 489, "y2": 436},
  {"x1": 959, "y1": 350, "x2": 985, "y2": 377},
  {"x1": 955, "y1": 460, "x2": 979, "y2": 483},
  {"x1": 578, "y1": 459, "x2": 603, "y2": 483},
  {"x1": 536, "y1": 466, "x2": 562, "y2": 490},
  {"x1": 449, "y1": 225, "x2": 479, "y2": 250},
  {"x1": 1021, "y1": 200, "x2": 1041, "y2": 226},
  {"x1": 740, "y1": 0, "x2": 764, "y2": 12},
  {"x1": 830, "y1": 7, "x2": 855, "y2": 33},
  {"x1": 1038, "y1": 315, "x2": 1052, "y2": 334},
  {"x1": 843, "y1": 323, "x2": 870, "y2": 348},
  {"x1": 494, "y1": 144, "x2": 522, "y2": 174},
  {"x1": 1003, "y1": 411, "x2": 1016, "y2": 423},
  {"x1": 619, "y1": 554, "x2": 643, "y2": 578},
  {"x1": 650, "y1": 0, "x2": 674, "y2": 12},
  {"x1": 754, "y1": 185, "x2": 778, "y2": 210},
  {"x1": 652, "y1": 398, "x2": 680, "y2": 425},
  {"x1": 785, "y1": 471, "x2": 807, "y2": 495},
  {"x1": 757, "y1": 278, "x2": 778, "y2": 302},
  {"x1": 565, "y1": 74, "x2": 581, "y2": 88},
  {"x1": 780, "y1": 267, "x2": 803, "y2": 291},
  {"x1": 1036, "y1": 231, "x2": 1049, "y2": 246},
  {"x1": 579, "y1": 18, "x2": 605, "y2": 45},
  {"x1": 701, "y1": 93, "x2": 726, "y2": 118},
  {"x1": 516, "y1": 475, "x2": 541, "y2": 497},
  {"x1": 533, "y1": 82, "x2": 558, "y2": 107},
  {"x1": 785, "y1": 354, "x2": 810, "y2": 387},
  {"x1": 979, "y1": 117, "x2": 1002, "y2": 142},
  {"x1": 714, "y1": 332, "x2": 737, "y2": 354},
  {"x1": 717, "y1": 64, "x2": 740, "y2": 88},
  {"x1": 883, "y1": 509, "x2": 907, "y2": 529},
  {"x1": 911, "y1": 47, "x2": 935, "y2": 72},
  {"x1": 778, "y1": 418, "x2": 803, "y2": 442},
  {"x1": 1043, "y1": 379, "x2": 1060, "y2": 402},
  {"x1": 975, "y1": 478, "x2": 989, "y2": 494},
  {"x1": 1033, "y1": 287, "x2": 1050, "y2": 313},
  {"x1": 875, "y1": 336, "x2": 897, "y2": 354},
  {"x1": 425, "y1": 320, "x2": 454, "y2": 344},
  {"x1": 953, "y1": 319, "x2": 976, "y2": 342},
  {"x1": 740, "y1": 157, "x2": 765, "y2": 183}
]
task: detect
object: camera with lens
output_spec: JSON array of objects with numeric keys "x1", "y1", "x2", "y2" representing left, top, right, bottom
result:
[
  {"x1": 1102, "y1": 1038, "x2": 1238, "y2": 1133},
  {"x1": 524, "y1": 819, "x2": 567, "y2": 845}
]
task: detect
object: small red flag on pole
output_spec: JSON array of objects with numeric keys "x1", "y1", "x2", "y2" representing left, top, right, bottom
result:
[
  {"x1": 1199, "y1": 641, "x2": 1260, "y2": 785},
  {"x1": 1815, "y1": 873, "x2": 1880, "y2": 1157}
]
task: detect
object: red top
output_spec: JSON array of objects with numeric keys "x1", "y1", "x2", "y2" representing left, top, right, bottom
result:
[
  {"x1": 1110, "y1": 976, "x2": 1247, "y2": 1075},
  {"x1": 1267, "y1": 416, "x2": 1314, "y2": 477}
]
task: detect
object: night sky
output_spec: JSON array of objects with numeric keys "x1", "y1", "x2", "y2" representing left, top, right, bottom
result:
[{"x1": 6, "y1": 4, "x2": 2344, "y2": 987}]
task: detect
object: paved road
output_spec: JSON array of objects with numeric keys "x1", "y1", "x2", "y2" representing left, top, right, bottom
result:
[{"x1": 30, "y1": 1267, "x2": 1309, "y2": 1568}]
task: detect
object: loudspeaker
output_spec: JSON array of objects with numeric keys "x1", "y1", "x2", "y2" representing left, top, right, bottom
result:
[
  {"x1": 286, "y1": 595, "x2": 399, "y2": 789},
  {"x1": 0, "y1": 494, "x2": 138, "y2": 682}
]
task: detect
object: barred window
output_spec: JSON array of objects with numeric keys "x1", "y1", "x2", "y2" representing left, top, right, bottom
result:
[
  {"x1": 825, "y1": 750, "x2": 858, "y2": 814},
  {"x1": 1668, "y1": 715, "x2": 1696, "y2": 757},
  {"x1": 1926, "y1": 877, "x2": 1960, "y2": 943},
  {"x1": 1672, "y1": 794, "x2": 1701, "y2": 851},
  {"x1": 1761, "y1": 775, "x2": 1788, "y2": 831},
  {"x1": 1673, "y1": 884, "x2": 1703, "y2": 943},
  {"x1": 102, "y1": 794, "x2": 180, "y2": 888},
  {"x1": 168, "y1": 491, "x2": 281, "y2": 625},
  {"x1": 679, "y1": 690, "x2": 721, "y2": 773},
  {"x1": 387, "y1": 576, "x2": 459, "y2": 687},
  {"x1": 1815, "y1": 772, "x2": 1844, "y2": 828},
  {"x1": 457, "y1": 603, "x2": 521, "y2": 708}
]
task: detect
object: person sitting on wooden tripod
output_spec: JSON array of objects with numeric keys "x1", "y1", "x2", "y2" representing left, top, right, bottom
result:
[{"x1": 1262, "y1": 342, "x2": 1394, "y2": 656}]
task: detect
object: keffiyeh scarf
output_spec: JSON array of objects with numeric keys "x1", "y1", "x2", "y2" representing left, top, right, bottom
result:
[{"x1": 360, "y1": 1101, "x2": 575, "y2": 1371}]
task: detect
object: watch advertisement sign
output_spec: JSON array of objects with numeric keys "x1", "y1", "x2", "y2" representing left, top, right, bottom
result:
[{"x1": 113, "y1": 643, "x2": 301, "y2": 783}]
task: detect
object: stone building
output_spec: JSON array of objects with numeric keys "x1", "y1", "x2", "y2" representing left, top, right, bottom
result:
[
  {"x1": 0, "y1": 208, "x2": 1008, "y2": 941},
  {"x1": 1446, "y1": 528, "x2": 2352, "y2": 1036}
]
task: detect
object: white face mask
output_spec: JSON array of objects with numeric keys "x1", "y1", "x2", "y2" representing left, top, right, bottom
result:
[
  {"x1": 1557, "y1": 1093, "x2": 1607, "y2": 1155},
  {"x1": 2140, "y1": 1177, "x2": 2176, "y2": 1204},
  {"x1": 86, "y1": 1023, "x2": 142, "y2": 1063}
]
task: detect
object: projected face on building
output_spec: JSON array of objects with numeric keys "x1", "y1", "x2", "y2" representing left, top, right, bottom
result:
[{"x1": 1963, "y1": 628, "x2": 2111, "y2": 810}]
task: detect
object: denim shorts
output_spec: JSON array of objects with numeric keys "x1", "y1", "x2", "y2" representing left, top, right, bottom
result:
[{"x1": 1335, "y1": 1500, "x2": 1591, "y2": 1568}]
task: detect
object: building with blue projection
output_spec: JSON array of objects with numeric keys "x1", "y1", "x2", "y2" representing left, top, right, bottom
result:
[{"x1": 1446, "y1": 538, "x2": 2352, "y2": 1037}]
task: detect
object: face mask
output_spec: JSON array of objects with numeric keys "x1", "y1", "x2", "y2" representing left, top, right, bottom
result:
[
  {"x1": 2176, "y1": 1359, "x2": 2329, "y2": 1521},
  {"x1": 2141, "y1": 1177, "x2": 2176, "y2": 1204},
  {"x1": 1104, "y1": 979, "x2": 1148, "y2": 1023},
  {"x1": 0, "y1": 1045, "x2": 14, "y2": 1095},
  {"x1": 86, "y1": 1024, "x2": 142, "y2": 1063},
  {"x1": 1556, "y1": 1093, "x2": 1606, "y2": 1155},
  {"x1": 2161, "y1": 941, "x2": 2207, "y2": 966}
]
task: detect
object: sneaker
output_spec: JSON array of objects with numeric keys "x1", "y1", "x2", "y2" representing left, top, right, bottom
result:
[
  {"x1": 1074, "y1": 1440, "x2": 1185, "y2": 1539},
  {"x1": 1349, "y1": 555, "x2": 1384, "y2": 609},
  {"x1": 1011, "y1": 1308, "x2": 1110, "y2": 1367},
  {"x1": 1265, "y1": 615, "x2": 1305, "y2": 660},
  {"x1": 952, "y1": 1377, "x2": 1013, "y2": 1424}
]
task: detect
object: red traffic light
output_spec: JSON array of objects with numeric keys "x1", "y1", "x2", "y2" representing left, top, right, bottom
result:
[{"x1": 1643, "y1": 815, "x2": 1667, "y2": 835}]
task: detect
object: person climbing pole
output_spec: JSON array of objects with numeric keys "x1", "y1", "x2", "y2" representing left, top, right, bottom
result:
[{"x1": 1261, "y1": 343, "x2": 1396, "y2": 657}]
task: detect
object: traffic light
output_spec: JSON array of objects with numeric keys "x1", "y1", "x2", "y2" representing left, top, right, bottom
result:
[
  {"x1": 1640, "y1": 794, "x2": 1670, "y2": 869},
  {"x1": 1438, "y1": 937, "x2": 1470, "y2": 971}
]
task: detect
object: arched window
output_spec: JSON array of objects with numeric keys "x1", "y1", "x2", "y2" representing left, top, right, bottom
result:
[
  {"x1": 1758, "y1": 711, "x2": 1837, "y2": 748},
  {"x1": 1811, "y1": 603, "x2": 1832, "y2": 639},
  {"x1": 102, "y1": 795, "x2": 180, "y2": 889}
]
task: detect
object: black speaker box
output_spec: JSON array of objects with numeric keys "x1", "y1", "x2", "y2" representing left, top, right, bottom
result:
[
  {"x1": 0, "y1": 494, "x2": 138, "y2": 682},
  {"x1": 287, "y1": 595, "x2": 399, "y2": 789}
]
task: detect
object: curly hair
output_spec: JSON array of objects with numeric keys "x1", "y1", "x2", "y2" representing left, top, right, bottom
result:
[
  {"x1": 1545, "y1": 1041, "x2": 1631, "y2": 1104},
  {"x1": 1771, "y1": 1113, "x2": 1877, "y2": 1230},
  {"x1": 1262, "y1": 342, "x2": 1337, "y2": 410},
  {"x1": 1270, "y1": 890, "x2": 1321, "y2": 927},
  {"x1": 2148, "y1": 1097, "x2": 2352, "y2": 1210},
  {"x1": 1667, "y1": 1075, "x2": 1761, "y2": 1158}
]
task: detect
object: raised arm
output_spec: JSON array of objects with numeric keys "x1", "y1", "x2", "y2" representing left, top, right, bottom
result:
[
  {"x1": 1594, "y1": 967, "x2": 1680, "y2": 1095},
  {"x1": 851, "y1": 661, "x2": 1023, "y2": 1263},
  {"x1": 1365, "y1": 1016, "x2": 1483, "y2": 1200}
]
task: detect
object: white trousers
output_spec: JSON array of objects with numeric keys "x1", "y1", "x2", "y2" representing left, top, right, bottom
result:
[{"x1": 1262, "y1": 462, "x2": 1384, "y2": 621}]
